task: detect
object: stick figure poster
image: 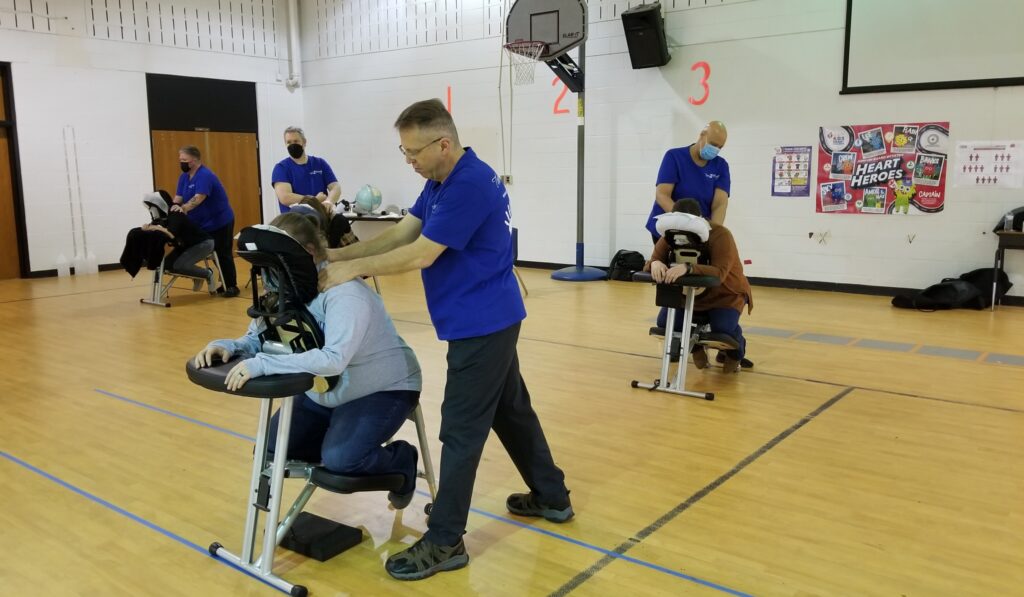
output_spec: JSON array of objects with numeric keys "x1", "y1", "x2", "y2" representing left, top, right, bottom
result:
[
  {"x1": 771, "y1": 145, "x2": 812, "y2": 197},
  {"x1": 954, "y1": 141, "x2": 1023, "y2": 189},
  {"x1": 817, "y1": 122, "x2": 949, "y2": 214}
]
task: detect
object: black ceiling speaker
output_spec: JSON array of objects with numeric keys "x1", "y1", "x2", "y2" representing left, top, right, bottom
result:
[{"x1": 621, "y1": 2, "x2": 671, "y2": 69}]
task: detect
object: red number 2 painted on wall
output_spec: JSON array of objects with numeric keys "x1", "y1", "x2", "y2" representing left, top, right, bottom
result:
[
  {"x1": 688, "y1": 61, "x2": 711, "y2": 106},
  {"x1": 552, "y1": 77, "x2": 570, "y2": 115}
]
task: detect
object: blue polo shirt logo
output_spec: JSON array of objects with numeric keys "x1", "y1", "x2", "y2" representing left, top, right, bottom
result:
[{"x1": 408, "y1": 148, "x2": 526, "y2": 341}]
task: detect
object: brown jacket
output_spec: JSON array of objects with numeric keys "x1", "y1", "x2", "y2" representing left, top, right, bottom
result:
[{"x1": 646, "y1": 223, "x2": 753, "y2": 314}]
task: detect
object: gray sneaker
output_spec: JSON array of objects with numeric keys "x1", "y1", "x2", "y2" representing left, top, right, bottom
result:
[
  {"x1": 205, "y1": 268, "x2": 217, "y2": 294},
  {"x1": 506, "y1": 491, "x2": 574, "y2": 523},
  {"x1": 385, "y1": 537, "x2": 469, "y2": 580}
]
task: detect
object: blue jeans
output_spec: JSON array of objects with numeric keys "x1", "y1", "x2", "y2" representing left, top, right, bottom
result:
[
  {"x1": 268, "y1": 390, "x2": 420, "y2": 493},
  {"x1": 657, "y1": 306, "x2": 746, "y2": 359}
]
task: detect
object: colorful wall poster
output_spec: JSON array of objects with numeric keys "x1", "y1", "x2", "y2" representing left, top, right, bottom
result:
[
  {"x1": 954, "y1": 140, "x2": 1023, "y2": 189},
  {"x1": 771, "y1": 145, "x2": 812, "y2": 197},
  {"x1": 816, "y1": 122, "x2": 950, "y2": 214}
]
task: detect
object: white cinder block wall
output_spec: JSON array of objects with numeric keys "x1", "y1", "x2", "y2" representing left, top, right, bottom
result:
[
  {"x1": 300, "y1": 0, "x2": 1024, "y2": 297},
  {"x1": 0, "y1": 0, "x2": 300, "y2": 272},
  {"x1": 4, "y1": 0, "x2": 1023, "y2": 298}
]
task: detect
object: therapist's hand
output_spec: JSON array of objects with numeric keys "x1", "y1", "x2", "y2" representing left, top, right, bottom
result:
[{"x1": 319, "y1": 261, "x2": 359, "y2": 292}]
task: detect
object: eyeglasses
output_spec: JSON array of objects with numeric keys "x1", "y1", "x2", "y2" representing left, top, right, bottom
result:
[{"x1": 399, "y1": 137, "x2": 443, "y2": 158}]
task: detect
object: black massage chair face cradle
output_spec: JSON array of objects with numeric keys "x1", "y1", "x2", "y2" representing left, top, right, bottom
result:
[
  {"x1": 663, "y1": 228, "x2": 711, "y2": 296},
  {"x1": 236, "y1": 225, "x2": 339, "y2": 393}
]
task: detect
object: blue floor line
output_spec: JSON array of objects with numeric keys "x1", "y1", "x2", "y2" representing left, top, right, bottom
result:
[
  {"x1": 0, "y1": 449, "x2": 288, "y2": 595},
  {"x1": 465, "y1": 497, "x2": 753, "y2": 597},
  {"x1": 94, "y1": 389, "x2": 256, "y2": 442},
  {"x1": 92, "y1": 388, "x2": 749, "y2": 595}
]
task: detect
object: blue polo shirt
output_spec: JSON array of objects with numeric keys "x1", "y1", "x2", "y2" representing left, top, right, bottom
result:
[
  {"x1": 408, "y1": 148, "x2": 526, "y2": 341},
  {"x1": 646, "y1": 144, "x2": 731, "y2": 237},
  {"x1": 272, "y1": 155, "x2": 338, "y2": 212},
  {"x1": 176, "y1": 165, "x2": 234, "y2": 232}
]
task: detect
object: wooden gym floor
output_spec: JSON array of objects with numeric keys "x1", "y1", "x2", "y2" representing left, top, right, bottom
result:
[{"x1": 0, "y1": 264, "x2": 1021, "y2": 596}]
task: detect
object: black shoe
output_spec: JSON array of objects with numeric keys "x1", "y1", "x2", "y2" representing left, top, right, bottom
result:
[
  {"x1": 716, "y1": 352, "x2": 753, "y2": 369},
  {"x1": 387, "y1": 442, "x2": 418, "y2": 510},
  {"x1": 385, "y1": 537, "x2": 469, "y2": 581},
  {"x1": 506, "y1": 491, "x2": 574, "y2": 523},
  {"x1": 222, "y1": 286, "x2": 240, "y2": 298}
]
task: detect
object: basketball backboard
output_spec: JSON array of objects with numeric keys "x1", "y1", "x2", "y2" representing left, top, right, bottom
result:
[{"x1": 506, "y1": 0, "x2": 587, "y2": 60}]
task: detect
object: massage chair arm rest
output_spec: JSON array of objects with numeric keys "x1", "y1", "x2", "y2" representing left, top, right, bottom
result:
[
  {"x1": 185, "y1": 356, "x2": 314, "y2": 398},
  {"x1": 631, "y1": 271, "x2": 721, "y2": 289}
]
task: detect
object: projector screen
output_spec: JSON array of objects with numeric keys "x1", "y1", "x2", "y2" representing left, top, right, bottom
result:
[{"x1": 842, "y1": 0, "x2": 1024, "y2": 93}]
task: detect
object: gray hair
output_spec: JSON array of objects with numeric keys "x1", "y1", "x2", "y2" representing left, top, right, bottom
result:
[
  {"x1": 393, "y1": 99, "x2": 460, "y2": 145},
  {"x1": 283, "y1": 126, "x2": 306, "y2": 142}
]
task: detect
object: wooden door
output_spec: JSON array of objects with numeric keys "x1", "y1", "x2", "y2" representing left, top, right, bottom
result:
[
  {"x1": 150, "y1": 130, "x2": 262, "y2": 231},
  {"x1": 0, "y1": 129, "x2": 18, "y2": 279},
  {"x1": 205, "y1": 132, "x2": 261, "y2": 231},
  {"x1": 0, "y1": 65, "x2": 20, "y2": 279}
]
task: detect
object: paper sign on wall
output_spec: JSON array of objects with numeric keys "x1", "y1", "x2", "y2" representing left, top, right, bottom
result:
[
  {"x1": 816, "y1": 122, "x2": 950, "y2": 214},
  {"x1": 954, "y1": 141, "x2": 1023, "y2": 189},
  {"x1": 771, "y1": 146, "x2": 812, "y2": 197}
]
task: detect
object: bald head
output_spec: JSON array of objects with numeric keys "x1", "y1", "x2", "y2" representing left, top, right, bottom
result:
[{"x1": 701, "y1": 121, "x2": 728, "y2": 149}]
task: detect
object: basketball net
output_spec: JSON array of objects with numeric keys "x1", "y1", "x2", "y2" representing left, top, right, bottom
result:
[{"x1": 503, "y1": 41, "x2": 546, "y2": 85}]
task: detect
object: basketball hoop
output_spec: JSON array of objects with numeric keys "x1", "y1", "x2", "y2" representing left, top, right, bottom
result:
[{"x1": 503, "y1": 41, "x2": 546, "y2": 85}]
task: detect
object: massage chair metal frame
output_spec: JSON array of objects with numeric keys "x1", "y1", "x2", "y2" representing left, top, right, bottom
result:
[
  {"x1": 138, "y1": 198, "x2": 223, "y2": 308},
  {"x1": 631, "y1": 226, "x2": 739, "y2": 401},
  {"x1": 141, "y1": 250, "x2": 223, "y2": 307},
  {"x1": 186, "y1": 225, "x2": 436, "y2": 596}
]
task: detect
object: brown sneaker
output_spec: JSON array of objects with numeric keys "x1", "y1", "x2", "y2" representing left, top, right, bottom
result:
[
  {"x1": 691, "y1": 346, "x2": 709, "y2": 369},
  {"x1": 722, "y1": 355, "x2": 741, "y2": 374}
]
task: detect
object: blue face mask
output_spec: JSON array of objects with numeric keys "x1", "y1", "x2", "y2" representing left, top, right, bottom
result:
[{"x1": 699, "y1": 141, "x2": 721, "y2": 161}]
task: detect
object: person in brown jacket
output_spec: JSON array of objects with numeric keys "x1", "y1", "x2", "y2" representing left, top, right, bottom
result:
[{"x1": 645, "y1": 198, "x2": 752, "y2": 373}]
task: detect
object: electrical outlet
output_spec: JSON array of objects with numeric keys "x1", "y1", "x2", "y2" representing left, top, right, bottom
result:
[{"x1": 501, "y1": 175, "x2": 513, "y2": 185}]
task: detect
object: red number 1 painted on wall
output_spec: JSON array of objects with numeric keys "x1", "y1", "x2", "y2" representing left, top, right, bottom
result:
[{"x1": 688, "y1": 61, "x2": 710, "y2": 106}]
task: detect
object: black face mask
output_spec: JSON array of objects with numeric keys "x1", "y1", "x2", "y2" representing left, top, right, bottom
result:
[
  {"x1": 180, "y1": 161, "x2": 191, "y2": 173},
  {"x1": 287, "y1": 143, "x2": 304, "y2": 159}
]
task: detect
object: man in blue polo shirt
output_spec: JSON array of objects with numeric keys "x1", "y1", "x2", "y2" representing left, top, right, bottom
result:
[
  {"x1": 646, "y1": 121, "x2": 731, "y2": 242},
  {"x1": 173, "y1": 145, "x2": 239, "y2": 297},
  {"x1": 318, "y1": 98, "x2": 571, "y2": 581},
  {"x1": 271, "y1": 126, "x2": 341, "y2": 212}
]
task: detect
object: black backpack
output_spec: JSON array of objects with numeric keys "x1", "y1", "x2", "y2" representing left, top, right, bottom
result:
[
  {"x1": 892, "y1": 278, "x2": 986, "y2": 311},
  {"x1": 958, "y1": 267, "x2": 1012, "y2": 308},
  {"x1": 607, "y1": 249, "x2": 646, "y2": 281}
]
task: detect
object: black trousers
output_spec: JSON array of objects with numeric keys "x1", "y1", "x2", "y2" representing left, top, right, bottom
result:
[
  {"x1": 424, "y1": 322, "x2": 568, "y2": 546},
  {"x1": 208, "y1": 219, "x2": 237, "y2": 288}
]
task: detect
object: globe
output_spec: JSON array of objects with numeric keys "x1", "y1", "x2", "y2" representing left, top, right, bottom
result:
[{"x1": 354, "y1": 184, "x2": 382, "y2": 214}]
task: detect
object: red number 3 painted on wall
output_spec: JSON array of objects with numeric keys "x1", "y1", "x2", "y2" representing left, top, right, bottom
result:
[{"x1": 688, "y1": 61, "x2": 710, "y2": 106}]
